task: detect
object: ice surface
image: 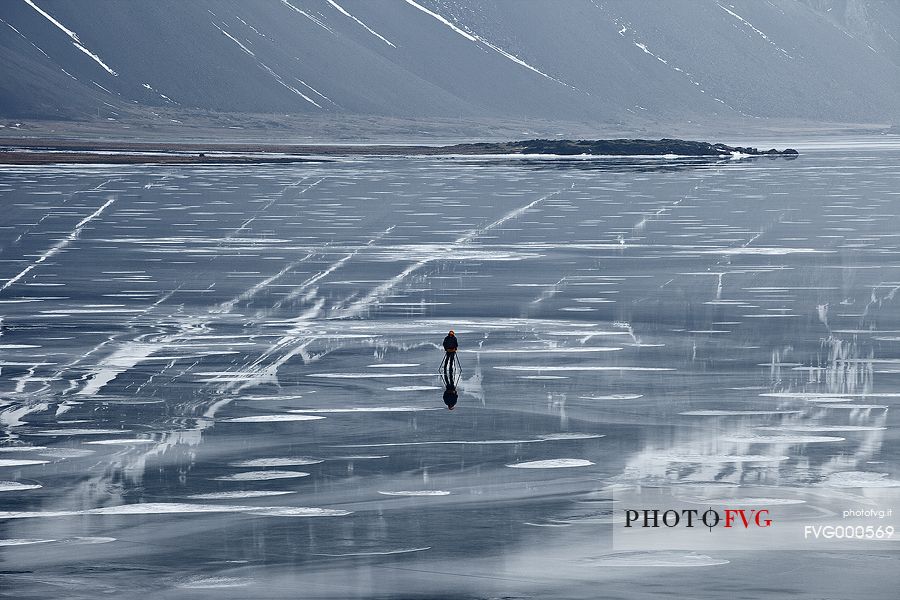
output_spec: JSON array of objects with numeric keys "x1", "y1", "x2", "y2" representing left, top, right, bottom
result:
[{"x1": 0, "y1": 150, "x2": 898, "y2": 598}]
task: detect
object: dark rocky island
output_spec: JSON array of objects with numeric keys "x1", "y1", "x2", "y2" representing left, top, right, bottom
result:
[
  {"x1": 447, "y1": 138, "x2": 799, "y2": 156},
  {"x1": 0, "y1": 137, "x2": 798, "y2": 164}
]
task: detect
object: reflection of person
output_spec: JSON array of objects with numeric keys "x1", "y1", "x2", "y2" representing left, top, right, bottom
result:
[{"x1": 442, "y1": 385, "x2": 458, "y2": 410}]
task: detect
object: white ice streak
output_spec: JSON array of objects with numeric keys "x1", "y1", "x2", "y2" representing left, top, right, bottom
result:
[
  {"x1": 1, "y1": 197, "x2": 116, "y2": 293},
  {"x1": 507, "y1": 459, "x2": 594, "y2": 468},
  {"x1": 305, "y1": 372, "x2": 436, "y2": 378},
  {"x1": 680, "y1": 410, "x2": 801, "y2": 416},
  {"x1": 33, "y1": 428, "x2": 129, "y2": 435},
  {"x1": 0, "y1": 481, "x2": 42, "y2": 492},
  {"x1": 684, "y1": 497, "x2": 805, "y2": 506},
  {"x1": 289, "y1": 407, "x2": 440, "y2": 413},
  {"x1": 186, "y1": 491, "x2": 295, "y2": 499},
  {"x1": 697, "y1": 247, "x2": 833, "y2": 255},
  {"x1": 0, "y1": 459, "x2": 49, "y2": 467},
  {"x1": 83, "y1": 438, "x2": 156, "y2": 445},
  {"x1": 326, "y1": 0, "x2": 395, "y2": 47},
  {"x1": 378, "y1": 490, "x2": 450, "y2": 496},
  {"x1": 333, "y1": 433, "x2": 603, "y2": 447},
  {"x1": 178, "y1": 577, "x2": 253, "y2": 589},
  {"x1": 583, "y1": 551, "x2": 729, "y2": 567},
  {"x1": 77, "y1": 342, "x2": 158, "y2": 396},
  {"x1": 223, "y1": 414, "x2": 325, "y2": 423},
  {"x1": 386, "y1": 385, "x2": 440, "y2": 391},
  {"x1": 819, "y1": 472, "x2": 900, "y2": 488},
  {"x1": 495, "y1": 366, "x2": 674, "y2": 372},
  {"x1": 0, "y1": 538, "x2": 56, "y2": 546},
  {"x1": 656, "y1": 454, "x2": 789, "y2": 463},
  {"x1": 212, "y1": 470, "x2": 309, "y2": 481},
  {"x1": 23, "y1": 0, "x2": 118, "y2": 76},
  {"x1": 758, "y1": 425, "x2": 886, "y2": 432},
  {"x1": 0, "y1": 502, "x2": 350, "y2": 518},
  {"x1": 722, "y1": 434, "x2": 845, "y2": 444},
  {"x1": 230, "y1": 457, "x2": 322, "y2": 467},
  {"x1": 314, "y1": 547, "x2": 431, "y2": 556},
  {"x1": 401, "y1": 0, "x2": 576, "y2": 90},
  {"x1": 338, "y1": 190, "x2": 563, "y2": 318}
]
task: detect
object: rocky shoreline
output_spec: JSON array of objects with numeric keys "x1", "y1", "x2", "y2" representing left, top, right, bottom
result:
[{"x1": 0, "y1": 137, "x2": 798, "y2": 165}]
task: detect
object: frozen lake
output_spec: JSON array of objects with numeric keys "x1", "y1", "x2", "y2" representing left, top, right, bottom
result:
[{"x1": 1, "y1": 148, "x2": 899, "y2": 598}]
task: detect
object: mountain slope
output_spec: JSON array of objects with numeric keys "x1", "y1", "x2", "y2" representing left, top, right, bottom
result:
[{"x1": 1, "y1": 0, "x2": 898, "y2": 127}]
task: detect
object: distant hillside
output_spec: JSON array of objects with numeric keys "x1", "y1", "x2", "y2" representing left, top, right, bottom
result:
[{"x1": 1, "y1": 0, "x2": 898, "y2": 130}]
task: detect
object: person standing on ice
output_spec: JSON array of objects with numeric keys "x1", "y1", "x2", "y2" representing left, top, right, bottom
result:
[
  {"x1": 440, "y1": 330, "x2": 459, "y2": 410},
  {"x1": 441, "y1": 330, "x2": 458, "y2": 377}
]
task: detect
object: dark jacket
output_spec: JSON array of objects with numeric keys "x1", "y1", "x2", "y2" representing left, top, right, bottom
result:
[{"x1": 442, "y1": 334, "x2": 458, "y2": 352}]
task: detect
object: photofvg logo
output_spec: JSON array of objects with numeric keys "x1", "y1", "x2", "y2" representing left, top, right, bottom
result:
[
  {"x1": 612, "y1": 486, "x2": 898, "y2": 551},
  {"x1": 624, "y1": 507, "x2": 772, "y2": 531}
]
